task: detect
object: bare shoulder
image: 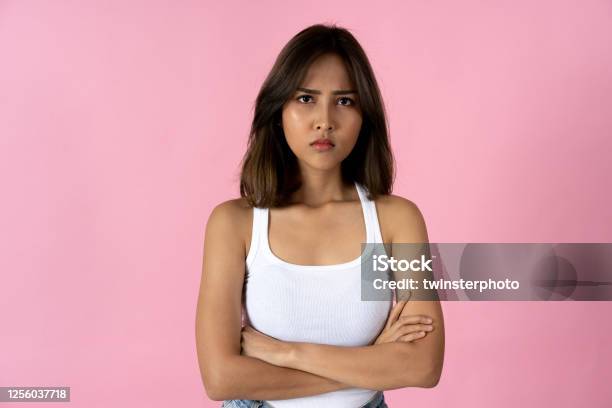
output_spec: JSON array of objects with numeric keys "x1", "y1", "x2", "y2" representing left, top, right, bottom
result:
[
  {"x1": 374, "y1": 194, "x2": 429, "y2": 243},
  {"x1": 376, "y1": 194, "x2": 424, "y2": 216},
  {"x1": 208, "y1": 197, "x2": 252, "y2": 223},
  {"x1": 205, "y1": 198, "x2": 253, "y2": 250}
]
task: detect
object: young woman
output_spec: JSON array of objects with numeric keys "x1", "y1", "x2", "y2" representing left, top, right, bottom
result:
[{"x1": 196, "y1": 24, "x2": 445, "y2": 408}]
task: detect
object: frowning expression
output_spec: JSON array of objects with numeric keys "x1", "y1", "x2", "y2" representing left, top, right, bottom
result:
[{"x1": 281, "y1": 53, "x2": 363, "y2": 171}]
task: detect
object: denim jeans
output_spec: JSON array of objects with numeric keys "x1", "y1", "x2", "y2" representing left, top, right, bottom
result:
[{"x1": 221, "y1": 390, "x2": 388, "y2": 408}]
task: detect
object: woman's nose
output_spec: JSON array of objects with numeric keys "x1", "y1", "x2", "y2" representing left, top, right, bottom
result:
[
  {"x1": 314, "y1": 103, "x2": 335, "y2": 131},
  {"x1": 316, "y1": 122, "x2": 334, "y2": 131}
]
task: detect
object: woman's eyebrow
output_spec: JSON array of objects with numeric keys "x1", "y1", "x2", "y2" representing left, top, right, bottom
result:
[{"x1": 296, "y1": 87, "x2": 357, "y2": 95}]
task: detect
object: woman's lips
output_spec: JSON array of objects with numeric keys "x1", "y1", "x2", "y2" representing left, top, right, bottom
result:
[{"x1": 311, "y1": 140, "x2": 334, "y2": 152}]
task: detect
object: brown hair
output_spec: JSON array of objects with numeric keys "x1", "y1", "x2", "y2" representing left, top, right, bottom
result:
[{"x1": 239, "y1": 23, "x2": 395, "y2": 207}]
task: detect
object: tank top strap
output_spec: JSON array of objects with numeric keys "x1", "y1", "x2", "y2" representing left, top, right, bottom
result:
[
  {"x1": 354, "y1": 181, "x2": 384, "y2": 244},
  {"x1": 246, "y1": 206, "x2": 268, "y2": 267}
]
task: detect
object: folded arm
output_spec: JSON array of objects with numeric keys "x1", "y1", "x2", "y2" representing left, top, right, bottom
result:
[
  {"x1": 243, "y1": 331, "x2": 439, "y2": 390},
  {"x1": 203, "y1": 353, "x2": 352, "y2": 401}
]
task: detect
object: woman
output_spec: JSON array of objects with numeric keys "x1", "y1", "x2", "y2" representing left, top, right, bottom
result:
[{"x1": 196, "y1": 24, "x2": 445, "y2": 408}]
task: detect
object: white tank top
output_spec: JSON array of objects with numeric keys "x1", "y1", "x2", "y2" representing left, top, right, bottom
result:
[{"x1": 243, "y1": 181, "x2": 393, "y2": 408}]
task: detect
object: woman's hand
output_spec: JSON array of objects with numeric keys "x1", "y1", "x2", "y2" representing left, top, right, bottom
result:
[
  {"x1": 374, "y1": 300, "x2": 434, "y2": 345},
  {"x1": 241, "y1": 325, "x2": 293, "y2": 367}
]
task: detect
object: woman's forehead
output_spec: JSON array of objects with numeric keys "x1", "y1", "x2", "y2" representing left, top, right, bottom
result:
[{"x1": 300, "y1": 54, "x2": 354, "y2": 89}]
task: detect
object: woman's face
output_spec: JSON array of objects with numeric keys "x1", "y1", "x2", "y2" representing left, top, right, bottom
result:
[{"x1": 281, "y1": 53, "x2": 363, "y2": 172}]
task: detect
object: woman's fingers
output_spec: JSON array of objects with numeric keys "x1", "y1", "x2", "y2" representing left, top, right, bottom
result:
[
  {"x1": 391, "y1": 323, "x2": 434, "y2": 341},
  {"x1": 398, "y1": 330, "x2": 428, "y2": 342},
  {"x1": 385, "y1": 300, "x2": 408, "y2": 329},
  {"x1": 388, "y1": 318, "x2": 434, "y2": 342},
  {"x1": 396, "y1": 324, "x2": 433, "y2": 337},
  {"x1": 391, "y1": 314, "x2": 433, "y2": 330}
]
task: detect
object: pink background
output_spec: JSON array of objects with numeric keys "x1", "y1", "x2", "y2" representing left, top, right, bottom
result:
[{"x1": 1, "y1": 1, "x2": 611, "y2": 407}]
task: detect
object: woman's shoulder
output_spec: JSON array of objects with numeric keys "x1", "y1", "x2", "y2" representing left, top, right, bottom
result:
[
  {"x1": 206, "y1": 198, "x2": 254, "y2": 240},
  {"x1": 209, "y1": 198, "x2": 253, "y2": 226},
  {"x1": 373, "y1": 193, "x2": 427, "y2": 243},
  {"x1": 375, "y1": 193, "x2": 423, "y2": 217},
  {"x1": 210, "y1": 197, "x2": 253, "y2": 217}
]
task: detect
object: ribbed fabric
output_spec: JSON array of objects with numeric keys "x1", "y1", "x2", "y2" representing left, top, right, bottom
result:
[{"x1": 243, "y1": 182, "x2": 393, "y2": 408}]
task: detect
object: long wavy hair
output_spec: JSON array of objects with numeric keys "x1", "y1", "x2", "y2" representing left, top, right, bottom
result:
[{"x1": 239, "y1": 23, "x2": 395, "y2": 208}]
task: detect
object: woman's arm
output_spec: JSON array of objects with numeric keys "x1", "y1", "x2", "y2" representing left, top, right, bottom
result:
[
  {"x1": 241, "y1": 196, "x2": 445, "y2": 391},
  {"x1": 195, "y1": 201, "x2": 352, "y2": 401},
  {"x1": 242, "y1": 327, "x2": 439, "y2": 390},
  {"x1": 291, "y1": 297, "x2": 444, "y2": 390}
]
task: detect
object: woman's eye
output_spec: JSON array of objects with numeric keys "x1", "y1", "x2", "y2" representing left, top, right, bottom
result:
[
  {"x1": 297, "y1": 95, "x2": 313, "y2": 103},
  {"x1": 338, "y1": 97, "x2": 354, "y2": 106}
]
